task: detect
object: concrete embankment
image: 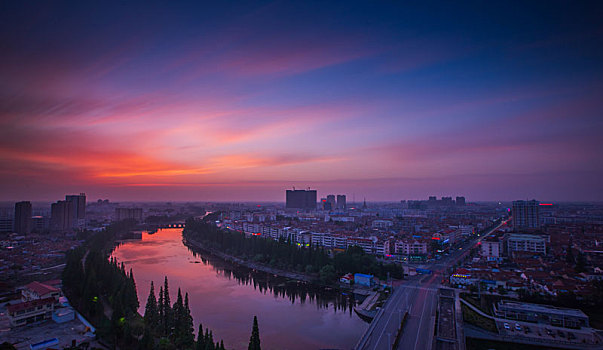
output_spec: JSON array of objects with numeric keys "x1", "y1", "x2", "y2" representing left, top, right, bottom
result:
[{"x1": 353, "y1": 291, "x2": 380, "y2": 322}]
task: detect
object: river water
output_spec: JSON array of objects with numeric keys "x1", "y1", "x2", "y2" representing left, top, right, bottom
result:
[{"x1": 110, "y1": 228, "x2": 368, "y2": 349}]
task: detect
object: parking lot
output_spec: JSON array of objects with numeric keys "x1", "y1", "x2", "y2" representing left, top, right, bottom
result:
[{"x1": 496, "y1": 318, "x2": 602, "y2": 346}]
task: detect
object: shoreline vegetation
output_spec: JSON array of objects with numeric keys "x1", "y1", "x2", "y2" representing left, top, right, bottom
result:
[
  {"x1": 61, "y1": 221, "x2": 259, "y2": 350},
  {"x1": 183, "y1": 216, "x2": 404, "y2": 287},
  {"x1": 183, "y1": 235, "x2": 316, "y2": 284}
]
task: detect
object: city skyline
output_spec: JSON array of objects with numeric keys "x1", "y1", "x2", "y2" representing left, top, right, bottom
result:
[{"x1": 1, "y1": 1, "x2": 602, "y2": 202}]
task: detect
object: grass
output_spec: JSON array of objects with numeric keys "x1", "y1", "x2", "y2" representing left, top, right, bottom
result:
[{"x1": 462, "y1": 304, "x2": 498, "y2": 333}]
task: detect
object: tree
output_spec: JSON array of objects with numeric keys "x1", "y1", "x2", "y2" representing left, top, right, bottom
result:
[
  {"x1": 158, "y1": 286, "x2": 165, "y2": 335},
  {"x1": 163, "y1": 276, "x2": 172, "y2": 336},
  {"x1": 319, "y1": 264, "x2": 336, "y2": 283},
  {"x1": 196, "y1": 324, "x2": 205, "y2": 350},
  {"x1": 204, "y1": 330, "x2": 214, "y2": 350},
  {"x1": 173, "y1": 288, "x2": 194, "y2": 349},
  {"x1": 182, "y1": 292, "x2": 195, "y2": 348},
  {"x1": 248, "y1": 316, "x2": 261, "y2": 350},
  {"x1": 144, "y1": 281, "x2": 159, "y2": 332},
  {"x1": 173, "y1": 288, "x2": 184, "y2": 342}
]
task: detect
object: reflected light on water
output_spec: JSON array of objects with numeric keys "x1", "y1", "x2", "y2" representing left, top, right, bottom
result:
[{"x1": 111, "y1": 228, "x2": 367, "y2": 350}]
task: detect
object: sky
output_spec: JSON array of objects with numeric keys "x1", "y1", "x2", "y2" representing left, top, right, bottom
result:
[{"x1": 1, "y1": 1, "x2": 602, "y2": 202}]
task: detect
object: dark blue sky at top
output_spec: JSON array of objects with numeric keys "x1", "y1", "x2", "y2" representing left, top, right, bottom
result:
[{"x1": 0, "y1": 1, "x2": 602, "y2": 201}]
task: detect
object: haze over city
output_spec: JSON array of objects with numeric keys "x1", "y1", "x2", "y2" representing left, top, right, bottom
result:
[{"x1": 1, "y1": 1, "x2": 602, "y2": 202}]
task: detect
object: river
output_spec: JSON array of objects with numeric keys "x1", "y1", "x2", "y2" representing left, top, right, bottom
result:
[{"x1": 110, "y1": 228, "x2": 368, "y2": 349}]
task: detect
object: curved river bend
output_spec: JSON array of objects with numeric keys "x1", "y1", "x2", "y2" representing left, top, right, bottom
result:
[{"x1": 110, "y1": 228, "x2": 367, "y2": 350}]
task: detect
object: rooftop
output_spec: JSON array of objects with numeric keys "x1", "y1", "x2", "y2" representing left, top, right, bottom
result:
[{"x1": 24, "y1": 281, "x2": 59, "y2": 296}]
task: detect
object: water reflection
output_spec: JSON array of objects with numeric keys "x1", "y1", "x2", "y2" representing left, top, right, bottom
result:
[
  {"x1": 186, "y1": 247, "x2": 358, "y2": 315},
  {"x1": 111, "y1": 228, "x2": 367, "y2": 350}
]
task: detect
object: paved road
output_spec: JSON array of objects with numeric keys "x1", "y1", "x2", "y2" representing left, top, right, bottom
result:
[
  {"x1": 358, "y1": 275, "x2": 439, "y2": 350},
  {"x1": 396, "y1": 276, "x2": 439, "y2": 350},
  {"x1": 357, "y1": 219, "x2": 508, "y2": 350}
]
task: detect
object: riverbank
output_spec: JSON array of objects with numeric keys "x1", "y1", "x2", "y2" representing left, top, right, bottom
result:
[
  {"x1": 182, "y1": 235, "x2": 318, "y2": 283},
  {"x1": 112, "y1": 227, "x2": 368, "y2": 350}
]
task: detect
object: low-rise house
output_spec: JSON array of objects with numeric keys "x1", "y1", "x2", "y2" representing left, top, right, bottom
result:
[
  {"x1": 21, "y1": 281, "x2": 61, "y2": 302},
  {"x1": 7, "y1": 297, "x2": 56, "y2": 327}
]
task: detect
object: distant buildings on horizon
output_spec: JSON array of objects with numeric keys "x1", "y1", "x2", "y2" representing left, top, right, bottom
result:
[{"x1": 0, "y1": 193, "x2": 87, "y2": 234}]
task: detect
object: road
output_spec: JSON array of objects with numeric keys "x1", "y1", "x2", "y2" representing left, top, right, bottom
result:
[
  {"x1": 356, "y1": 219, "x2": 507, "y2": 350},
  {"x1": 358, "y1": 275, "x2": 439, "y2": 350}
]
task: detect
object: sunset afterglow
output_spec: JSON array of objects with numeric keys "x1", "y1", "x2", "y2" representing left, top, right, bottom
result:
[{"x1": 1, "y1": 2, "x2": 602, "y2": 201}]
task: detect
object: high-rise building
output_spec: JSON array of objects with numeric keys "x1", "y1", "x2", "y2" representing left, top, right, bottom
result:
[
  {"x1": 115, "y1": 208, "x2": 143, "y2": 223},
  {"x1": 0, "y1": 208, "x2": 13, "y2": 232},
  {"x1": 337, "y1": 195, "x2": 347, "y2": 210},
  {"x1": 512, "y1": 200, "x2": 540, "y2": 230},
  {"x1": 50, "y1": 200, "x2": 72, "y2": 231},
  {"x1": 456, "y1": 196, "x2": 466, "y2": 206},
  {"x1": 32, "y1": 216, "x2": 49, "y2": 232},
  {"x1": 14, "y1": 201, "x2": 32, "y2": 234},
  {"x1": 65, "y1": 193, "x2": 86, "y2": 228},
  {"x1": 326, "y1": 195, "x2": 336, "y2": 211},
  {"x1": 285, "y1": 189, "x2": 317, "y2": 210}
]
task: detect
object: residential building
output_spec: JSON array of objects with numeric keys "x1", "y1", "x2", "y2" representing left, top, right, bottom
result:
[
  {"x1": 115, "y1": 207, "x2": 143, "y2": 223},
  {"x1": 326, "y1": 195, "x2": 336, "y2": 211},
  {"x1": 394, "y1": 240, "x2": 428, "y2": 255},
  {"x1": 65, "y1": 193, "x2": 86, "y2": 228},
  {"x1": 32, "y1": 216, "x2": 49, "y2": 231},
  {"x1": 50, "y1": 200, "x2": 72, "y2": 231},
  {"x1": 480, "y1": 239, "x2": 502, "y2": 261},
  {"x1": 512, "y1": 200, "x2": 540, "y2": 230},
  {"x1": 372, "y1": 219, "x2": 393, "y2": 229},
  {"x1": 336, "y1": 195, "x2": 347, "y2": 210},
  {"x1": 0, "y1": 209, "x2": 12, "y2": 232},
  {"x1": 286, "y1": 189, "x2": 317, "y2": 210},
  {"x1": 14, "y1": 201, "x2": 32, "y2": 234},
  {"x1": 505, "y1": 233, "x2": 548, "y2": 255},
  {"x1": 21, "y1": 281, "x2": 61, "y2": 302},
  {"x1": 7, "y1": 297, "x2": 56, "y2": 327}
]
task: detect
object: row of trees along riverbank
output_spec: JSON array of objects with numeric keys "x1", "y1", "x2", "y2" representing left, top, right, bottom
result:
[
  {"x1": 184, "y1": 217, "x2": 404, "y2": 284},
  {"x1": 62, "y1": 221, "x2": 262, "y2": 350}
]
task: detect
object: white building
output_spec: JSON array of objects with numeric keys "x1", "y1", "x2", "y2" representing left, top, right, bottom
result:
[
  {"x1": 372, "y1": 219, "x2": 393, "y2": 229},
  {"x1": 394, "y1": 240, "x2": 428, "y2": 255},
  {"x1": 480, "y1": 240, "x2": 502, "y2": 261},
  {"x1": 505, "y1": 233, "x2": 548, "y2": 255}
]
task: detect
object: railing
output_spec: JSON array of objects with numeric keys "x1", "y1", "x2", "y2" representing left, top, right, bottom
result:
[
  {"x1": 392, "y1": 311, "x2": 409, "y2": 349},
  {"x1": 354, "y1": 286, "x2": 401, "y2": 350}
]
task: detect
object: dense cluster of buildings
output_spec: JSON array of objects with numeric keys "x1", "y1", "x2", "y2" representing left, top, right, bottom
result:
[
  {"x1": 449, "y1": 200, "x2": 603, "y2": 299},
  {"x1": 217, "y1": 191, "x2": 503, "y2": 263}
]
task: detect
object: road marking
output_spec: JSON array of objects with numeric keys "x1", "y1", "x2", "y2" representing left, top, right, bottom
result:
[
  {"x1": 371, "y1": 287, "x2": 405, "y2": 349},
  {"x1": 414, "y1": 291, "x2": 430, "y2": 350}
]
